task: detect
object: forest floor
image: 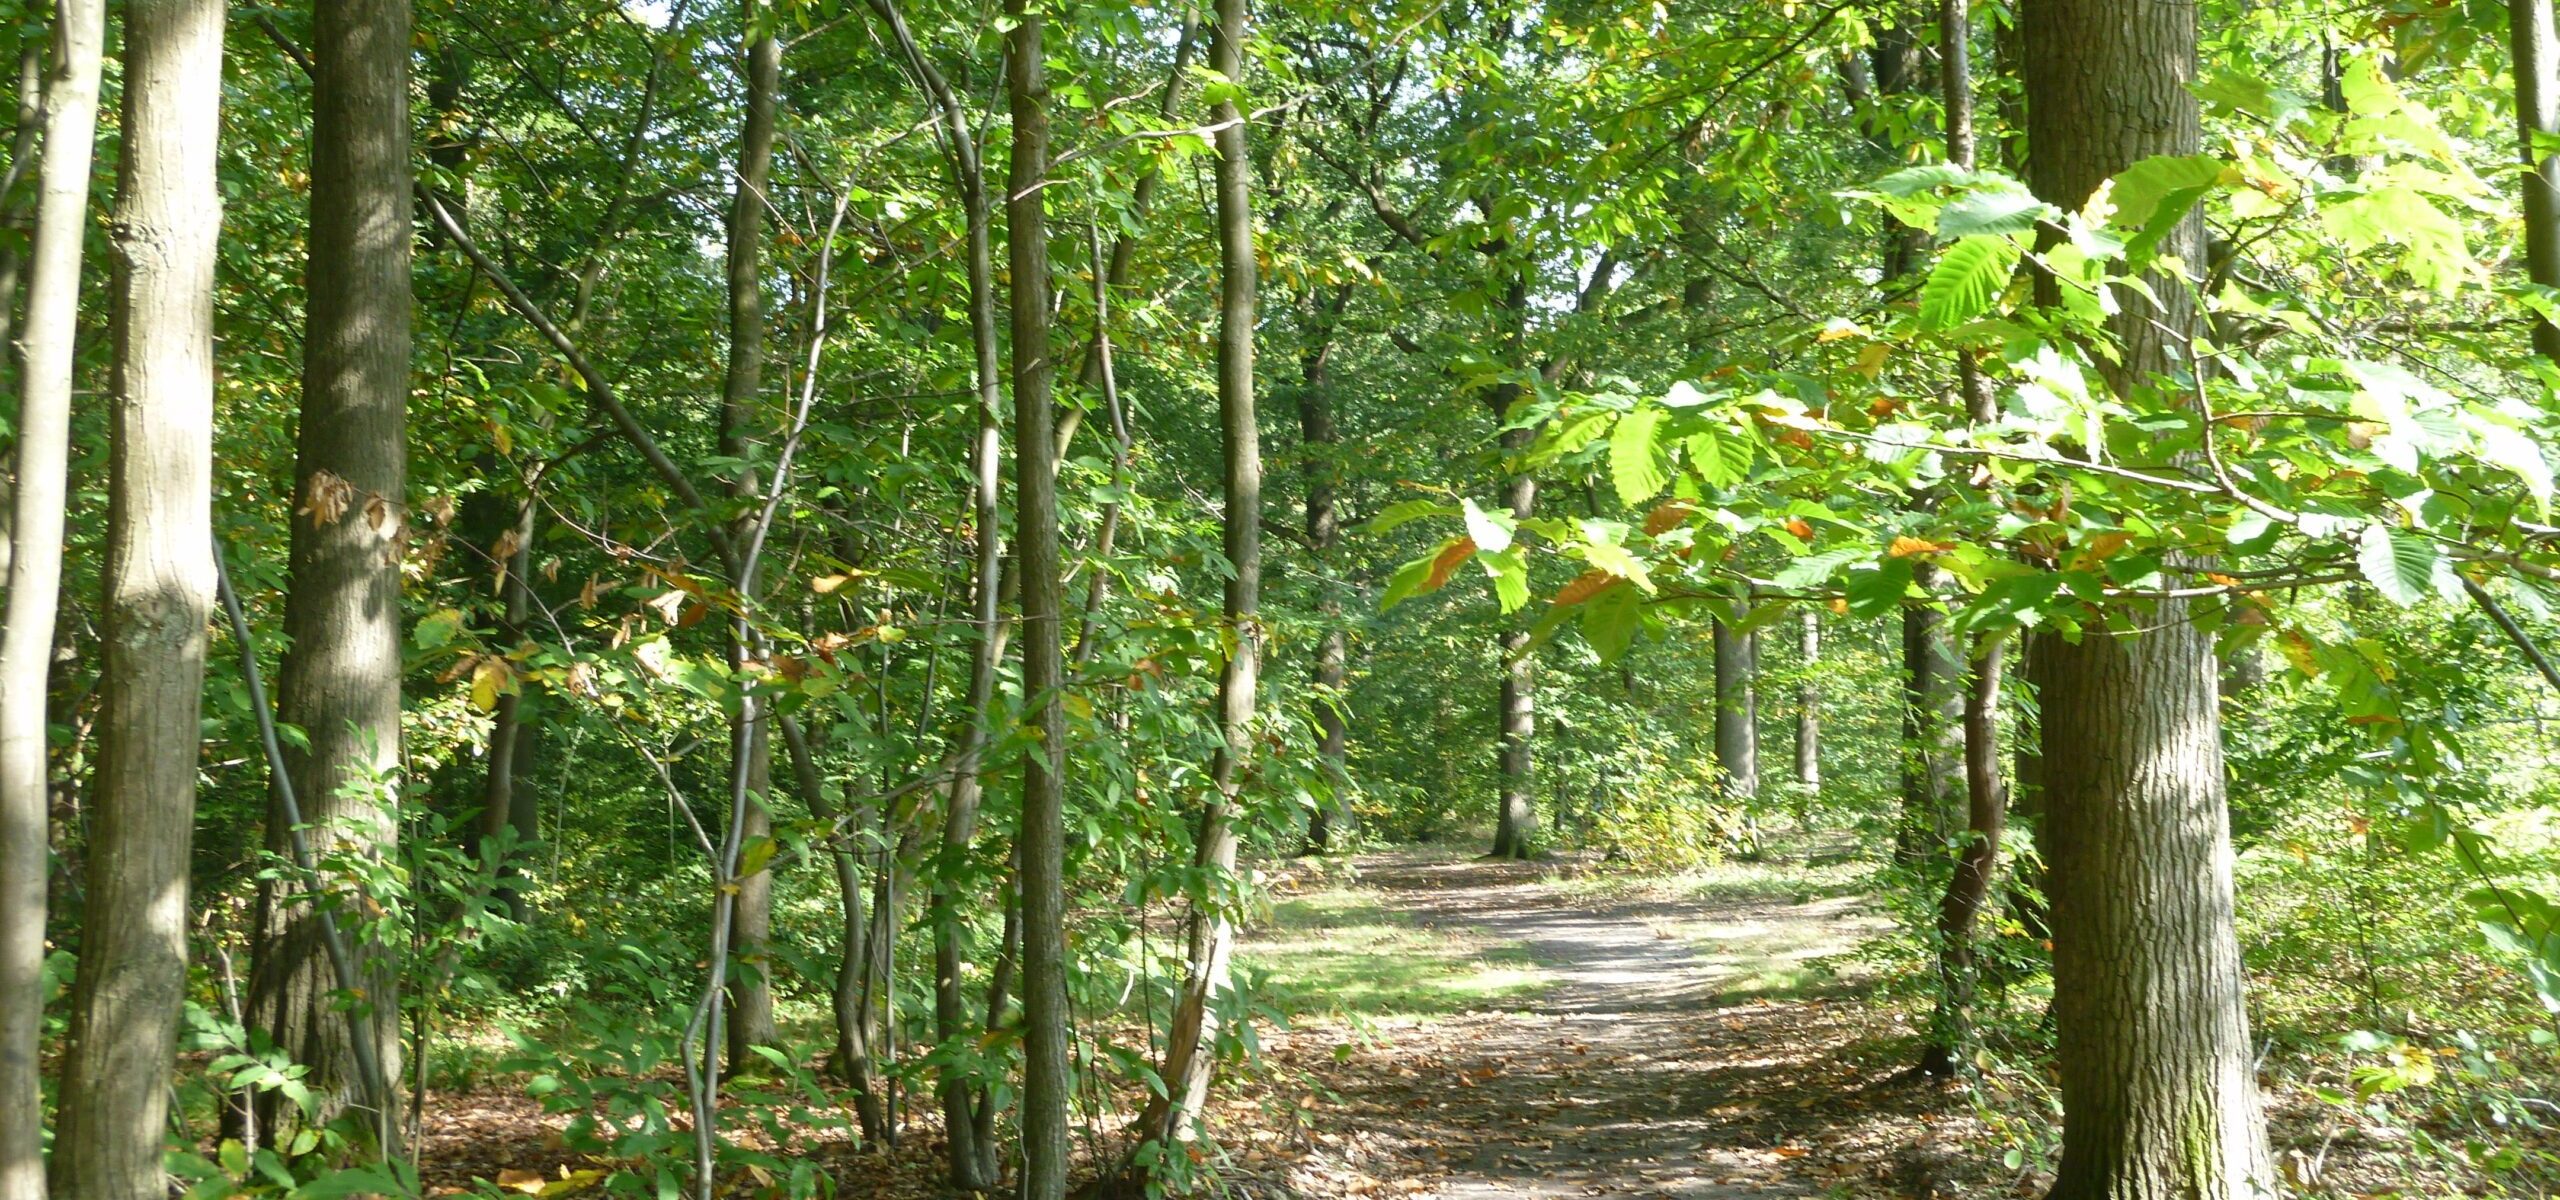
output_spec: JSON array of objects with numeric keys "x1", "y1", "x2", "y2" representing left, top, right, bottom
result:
[{"x1": 1211, "y1": 845, "x2": 2018, "y2": 1200}]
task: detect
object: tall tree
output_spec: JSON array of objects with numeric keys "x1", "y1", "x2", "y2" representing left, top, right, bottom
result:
[
  {"x1": 719, "y1": 4, "x2": 782, "y2": 1068},
  {"x1": 47, "y1": 0, "x2": 224, "y2": 1192},
  {"x1": 2515, "y1": 0, "x2": 2560, "y2": 360},
  {"x1": 1711, "y1": 619, "x2": 1757, "y2": 800},
  {"x1": 1792, "y1": 611, "x2": 1819, "y2": 790},
  {"x1": 249, "y1": 0, "x2": 414, "y2": 1139},
  {"x1": 2021, "y1": 0, "x2": 2276, "y2": 1195},
  {"x1": 1299, "y1": 285, "x2": 1354, "y2": 853},
  {"x1": 0, "y1": 3, "x2": 105, "y2": 1193},
  {"x1": 1005, "y1": 0, "x2": 1072, "y2": 1189},
  {"x1": 1139, "y1": 0, "x2": 1260, "y2": 1153}
]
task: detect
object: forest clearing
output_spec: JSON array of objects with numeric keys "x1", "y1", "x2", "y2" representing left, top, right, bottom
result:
[{"x1": 14, "y1": 0, "x2": 2560, "y2": 1198}]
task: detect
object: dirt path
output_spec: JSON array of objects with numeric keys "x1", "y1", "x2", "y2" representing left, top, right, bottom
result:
[{"x1": 1234, "y1": 850, "x2": 1972, "y2": 1200}]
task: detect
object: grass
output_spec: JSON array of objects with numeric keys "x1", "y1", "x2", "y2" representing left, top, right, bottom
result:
[{"x1": 1244, "y1": 889, "x2": 1550, "y2": 1020}]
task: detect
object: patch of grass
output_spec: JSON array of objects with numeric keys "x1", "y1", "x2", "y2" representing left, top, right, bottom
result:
[{"x1": 1245, "y1": 892, "x2": 1549, "y2": 1019}]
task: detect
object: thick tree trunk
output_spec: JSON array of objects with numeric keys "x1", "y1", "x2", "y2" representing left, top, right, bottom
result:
[
  {"x1": 250, "y1": 0, "x2": 413, "y2": 1142},
  {"x1": 2514, "y1": 0, "x2": 2560, "y2": 360},
  {"x1": 1792, "y1": 610, "x2": 1819, "y2": 789},
  {"x1": 2022, "y1": 1, "x2": 2276, "y2": 1195},
  {"x1": 719, "y1": 15, "x2": 781, "y2": 1068},
  {"x1": 1139, "y1": 0, "x2": 1259, "y2": 1151},
  {"x1": 1711, "y1": 620, "x2": 1757, "y2": 799},
  {"x1": 1005, "y1": 2, "x2": 1072, "y2": 1191},
  {"x1": 0, "y1": 5, "x2": 104, "y2": 1193},
  {"x1": 47, "y1": 0, "x2": 223, "y2": 1193}
]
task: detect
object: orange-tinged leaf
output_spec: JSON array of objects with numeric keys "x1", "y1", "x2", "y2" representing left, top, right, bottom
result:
[
  {"x1": 1643, "y1": 500, "x2": 1695, "y2": 536},
  {"x1": 1553, "y1": 570, "x2": 1619, "y2": 606},
  {"x1": 1424, "y1": 538, "x2": 1477, "y2": 592},
  {"x1": 2077, "y1": 531, "x2": 2133, "y2": 562},
  {"x1": 1887, "y1": 536, "x2": 1952, "y2": 558},
  {"x1": 1785, "y1": 518, "x2": 1815, "y2": 540},
  {"x1": 1854, "y1": 344, "x2": 1891, "y2": 379}
]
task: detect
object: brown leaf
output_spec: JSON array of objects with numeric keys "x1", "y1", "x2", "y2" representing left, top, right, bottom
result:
[
  {"x1": 1423, "y1": 537, "x2": 1478, "y2": 592},
  {"x1": 300, "y1": 469, "x2": 355, "y2": 527},
  {"x1": 1553, "y1": 570, "x2": 1619, "y2": 607},
  {"x1": 1642, "y1": 500, "x2": 1695, "y2": 536}
]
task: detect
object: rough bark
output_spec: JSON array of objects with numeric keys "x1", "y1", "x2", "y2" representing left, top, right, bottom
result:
[
  {"x1": 2022, "y1": 0, "x2": 2276, "y2": 1194},
  {"x1": 1922, "y1": 634, "x2": 2005, "y2": 1076},
  {"x1": 1898, "y1": 593, "x2": 1963, "y2": 862},
  {"x1": 2515, "y1": 0, "x2": 2560, "y2": 360},
  {"x1": 1005, "y1": 0, "x2": 1072, "y2": 1190},
  {"x1": 1711, "y1": 620, "x2": 1758, "y2": 800},
  {"x1": 1138, "y1": 0, "x2": 1259, "y2": 1151},
  {"x1": 1489, "y1": 423, "x2": 1538, "y2": 859},
  {"x1": 1, "y1": 5, "x2": 103, "y2": 1193},
  {"x1": 249, "y1": 0, "x2": 413, "y2": 1141},
  {"x1": 47, "y1": 0, "x2": 223, "y2": 1193},
  {"x1": 719, "y1": 13, "x2": 781, "y2": 1068}
]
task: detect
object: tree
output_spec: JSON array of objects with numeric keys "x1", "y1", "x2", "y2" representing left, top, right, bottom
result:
[
  {"x1": 0, "y1": 3, "x2": 104, "y2": 1193},
  {"x1": 2021, "y1": 0, "x2": 2276, "y2": 1194},
  {"x1": 47, "y1": 0, "x2": 225, "y2": 1193},
  {"x1": 248, "y1": 0, "x2": 414, "y2": 1140},
  {"x1": 2514, "y1": 0, "x2": 2560, "y2": 360},
  {"x1": 1005, "y1": 0, "x2": 1071, "y2": 1190},
  {"x1": 1711, "y1": 619, "x2": 1757, "y2": 800},
  {"x1": 718, "y1": 4, "x2": 782, "y2": 1070}
]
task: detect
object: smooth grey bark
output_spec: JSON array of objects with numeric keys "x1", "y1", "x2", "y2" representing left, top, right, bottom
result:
[
  {"x1": 718, "y1": 14, "x2": 781, "y2": 1069},
  {"x1": 0, "y1": 5, "x2": 103, "y2": 1194},
  {"x1": 2514, "y1": 0, "x2": 2560, "y2": 360},
  {"x1": 1005, "y1": 0, "x2": 1071, "y2": 1190},
  {"x1": 250, "y1": 0, "x2": 413, "y2": 1142},
  {"x1": 2022, "y1": 0, "x2": 2276, "y2": 1195},
  {"x1": 1139, "y1": 0, "x2": 1259, "y2": 1151},
  {"x1": 1898, "y1": 591, "x2": 1963, "y2": 862},
  {"x1": 47, "y1": 0, "x2": 223, "y2": 1193},
  {"x1": 1489, "y1": 422, "x2": 1538, "y2": 859},
  {"x1": 1711, "y1": 619, "x2": 1758, "y2": 799}
]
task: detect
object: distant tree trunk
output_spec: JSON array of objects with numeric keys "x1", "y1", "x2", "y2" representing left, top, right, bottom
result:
[
  {"x1": 1, "y1": 5, "x2": 104, "y2": 1193},
  {"x1": 863, "y1": 0, "x2": 1003, "y2": 1177},
  {"x1": 476, "y1": 504, "x2": 537, "y2": 919},
  {"x1": 47, "y1": 0, "x2": 222, "y2": 1193},
  {"x1": 1792, "y1": 610, "x2": 1819, "y2": 789},
  {"x1": 1712, "y1": 620, "x2": 1757, "y2": 799},
  {"x1": 0, "y1": 47, "x2": 46, "y2": 372},
  {"x1": 719, "y1": 11, "x2": 781, "y2": 1069},
  {"x1": 2514, "y1": 0, "x2": 2560, "y2": 360},
  {"x1": 2023, "y1": 1, "x2": 2276, "y2": 1195},
  {"x1": 1136, "y1": 0, "x2": 1258, "y2": 1153},
  {"x1": 1487, "y1": 270, "x2": 1537, "y2": 861},
  {"x1": 1897, "y1": 590, "x2": 1962, "y2": 863},
  {"x1": 1300, "y1": 285, "x2": 1353, "y2": 855},
  {"x1": 250, "y1": 0, "x2": 413, "y2": 1142},
  {"x1": 1005, "y1": 0, "x2": 1072, "y2": 1190}
]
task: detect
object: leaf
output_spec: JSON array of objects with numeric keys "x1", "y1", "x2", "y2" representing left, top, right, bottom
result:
[
  {"x1": 1643, "y1": 500, "x2": 1695, "y2": 536},
  {"x1": 1461, "y1": 498, "x2": 1515, "y2": 553},
  {"x1": 1843, "y1": 557, "x2": 1916, "y2": 619},
  {"x1": 1481, "y1": 549, "x2": 1530, "y2": 614},
  {"x1": 1553, "y1": 569, "x2": 1620, "y2": 606},
  {"x1": 1580, "y1": 582, "x2": 1643, "y2": 662},
  {"x1": 469, "y1": 657, "x2": 513, "y2": 713},
  {"x1": 1609, "y1": 406, "x2": 1670, "y2": 507},
  {"x1": 1580, "y1": 539, "x2": 1656, "y2": 594},
  {"x1": 735, "y1": 835, "x2": 779, "y2": 880},
  {"x1": 2102, "y1": 154, "x2": 2227, "y2": 230},
  {"x1": 415, "y1": 608, "x2": 466, "y2": 650},
  {"x1": 1425, "y1": 537, "x2": 1479, "y2": 591},
  {"x1": 1918, "y1": 235, "x2": 2019, "y2": 330},
  {"x1": 1367, "y1": 498, "x2": 1458, "y2": 534},
  {"x1": 1773, "y1": 546, "x2": 1868, "y2": 589},
  {"x1": 2356, "y1": 524, "x2": 2437, "y2": 607},
  {"x1": 1936, "y1": 185, "x2": 2055, "y2": 238}
]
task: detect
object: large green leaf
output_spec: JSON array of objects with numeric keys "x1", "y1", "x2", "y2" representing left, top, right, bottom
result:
[
  {"x1": 1609, "y1": 406, "x2": 1670, "y2": 507},
  {"x1": 2355, "y1": 524, "x2": 2439, "y2": 606},
  {"x1": 1936, "y1": 185, "x2": 2055, "y2": 239},
  {"x1": 2103, "y1": 154, "x2": 2227, "y2": 230},
  {"x1": 1918, "y1": 235, "x2": 2019, "y2": 330}
]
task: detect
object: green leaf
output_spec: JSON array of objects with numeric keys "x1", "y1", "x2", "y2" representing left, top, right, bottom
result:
[
  {"x1": 1481, "y1": 549, "x2": 1530, "y2": 614},
  {"x1": 1843, "y1": 557, "x2": 1917, "y2": 618},
  {"x1": 2355, "y1": 524, "x2": 2437, "y2": 606},
  {"x1": 414, "y1": 608, "x2": 466, "y2": 650},
  {"x1": 1580, "y1": 539, "x2": 1656, "y2": 595},
  {"x1": 1366, "y1": 499, "x2": 1457, "y2": 534},
  {"x1": 1609, "y1": 406, "x2": 1670, "y2": 507},
  {"x1": 1773, "y1": 546, "x2": 1868, "y2": 590},
  {"x1": 1918, "y1": 236, "x2": 2019, "y2": 330},
  {"x1": 1580, "y1": 582, "x2": 1642, "y2": 662},
  {"x1": 1936, "y1": 185, "x2": 2055, "y2": 239},
  {"x1": 2103, "y1": 155, "x2": 2227, "y2": 230}
]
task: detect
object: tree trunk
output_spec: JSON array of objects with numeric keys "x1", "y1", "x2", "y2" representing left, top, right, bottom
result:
[
  {"x1": 1488, "y1": 427, "x2": 1537, "y2": 859},
  {"x1": 1300, "y1": 286, "x2": 1352, "y2": 854},
  {"x1": 1898, "y1": 593, "x2": 1962, "y2": 863},
  {"x1": 719, "y1": 13, "x2": 781, "y2": 1068},
  {"x1": 2022, "y1": 1, "x2": 2276, "y2": 1194},
  {"x1": 1, "y1": 5, "x2": 104, "y2": 1193},
  {"x1": 1922, "y1": 634, "x2": 2005, "y2": 1076},
  {"x1": 1712, "y1": 620, "x2": 1757, "y2": 800},
  {"x1": 1138, "y1": 0, "x2": 1258, "y2": 1152},
  {"x1": 2514, "y1": 0, "x2": 2560, "y2": 360},
  {"x1": 47, "y1": 0, "x2": 222, "y2": 1192},
  {"x1": 250, "y1": 0, "x2": 412, "y2": 1142},
  {"x1": 1792, "y1": 610, "x2": 1819, "y2": 789},
  {"x1": 1005, "y1": 0, "x2": 1072, "y2": 1190}
]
